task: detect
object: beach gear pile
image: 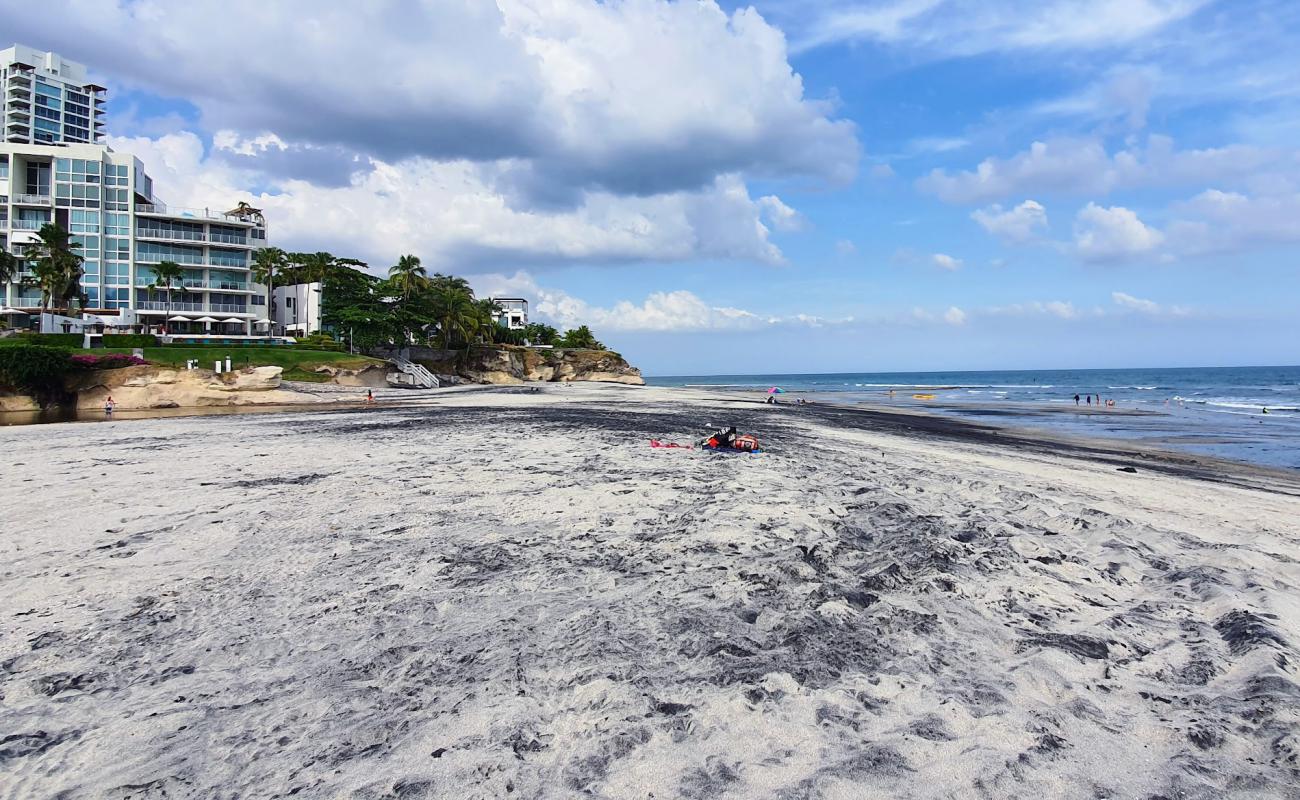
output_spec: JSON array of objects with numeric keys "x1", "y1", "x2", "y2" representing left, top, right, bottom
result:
[
  {"x1": 648, "y1": 425, "x2": 763, "y2": 454},
  {"x1": 702, "y1": 426, "x2": 762, "y2": 453}
]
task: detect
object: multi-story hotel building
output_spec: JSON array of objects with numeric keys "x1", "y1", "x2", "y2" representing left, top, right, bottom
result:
[
  {"x1": 1, "y1": 45, "x2": 270, "y2": 338},
  {"x1": 2, "y1": 44, "x2": 104, "y2": 146}
]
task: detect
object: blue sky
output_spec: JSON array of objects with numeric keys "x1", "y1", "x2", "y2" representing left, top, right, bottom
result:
[{"x1": 10, "y1": 0, "x2": 1300, "y2": 374}]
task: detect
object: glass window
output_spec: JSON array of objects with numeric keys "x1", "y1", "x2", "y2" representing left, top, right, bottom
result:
[
  {"x1": 104, "y1": 262, "x2": 130, "y2": 284},
  {"x1": 103, "y1": 213, "x2": 128, "y2": 236},
  {"x1": 104, "y1": 286, "x2": 130, "y2": 309},
  {"x1": 104, "y1": 238, "x2": 131, "y2": 260}
]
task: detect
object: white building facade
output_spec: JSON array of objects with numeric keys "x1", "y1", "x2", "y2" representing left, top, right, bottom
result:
[
  {"x1": 1, "y1": 46, "x2": 273, "y2": 340},
  {"x1": 491, "y1": 297, "x2": 528, "y2": 329},
  {"x1": 269, "y1": 282, "x2": 321, "y2": 336},
  {"x1": 3, "y1": 45, "x2": 105, "y2": 146}
]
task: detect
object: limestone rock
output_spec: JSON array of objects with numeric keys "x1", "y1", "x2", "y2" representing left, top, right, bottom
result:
[
  {"x1": 69, "y1": 365, "x2": 330, "y2": 410},
  {"x1": 376, "y1": 344, "x2": 644, "y2": 386}
]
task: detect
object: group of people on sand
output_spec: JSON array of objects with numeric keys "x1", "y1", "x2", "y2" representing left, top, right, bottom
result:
[{"x1": 1073, "y1": 393, "x2": 1115, "y2": 408}]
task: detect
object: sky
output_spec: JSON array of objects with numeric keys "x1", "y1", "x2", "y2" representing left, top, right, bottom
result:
[{"x1": 7, "y1": 0, "x2": 1299, "y2": 375}]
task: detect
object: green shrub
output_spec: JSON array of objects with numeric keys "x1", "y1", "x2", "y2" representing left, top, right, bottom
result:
[
  {"x1": 0, "y1": 344, "x2": 73, "y2": 401},
  {"x1": 102, "y1": 334, "x2": 159, "y2": 348},
  {"x1": 16, "y1": 332, "x2": 82, "y2": 348},
  {"x1": 294, "y1": 334, "x2": 344, "y2": 352}
]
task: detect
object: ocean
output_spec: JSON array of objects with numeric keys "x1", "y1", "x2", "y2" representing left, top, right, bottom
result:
[{"x1": 646, "y1": 365, "x2": 1300, "y2": 470}]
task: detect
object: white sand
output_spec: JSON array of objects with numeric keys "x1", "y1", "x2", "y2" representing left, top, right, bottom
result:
[{"x1": 1, "y1": 384, "x2": 1298, "y2": 799}]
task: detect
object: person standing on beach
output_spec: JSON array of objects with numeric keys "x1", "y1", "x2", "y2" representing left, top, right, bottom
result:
[
  {"x1": 104, "y1": 396, "x2": 115, "y2": 416},
  {"x1": 1074, "y1": 393, "x2": 1080, "y2": 406},
  {"x1": 1086, "y1": 394, "x2": 1091, "y2": 405}
]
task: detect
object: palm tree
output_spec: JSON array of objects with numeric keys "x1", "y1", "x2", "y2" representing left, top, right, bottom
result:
[
  {"x1": 388, "y1": 254, "x2": 427, "y2": 300},
  {"x1": 148, "y1": 260, "x2": 185, "y2": 333},
  {"x1": 432, "y1": 287, "x2": 479, "y2": 352},
  {"x1": 474, "y1": 298, "x2": 504, "y2": 343},
  {"x1": 28, "y1": 224, "x2": 85, "y2": 315},
  {"x1": 428, "y1": 273, "x2": 473, "y2": 296},
  {"x1": 251, "y1": 246, "x2": 287, "y2": 328},
  {"x1": 0, "y1": 250, "x2": 17, "y2": 311}
]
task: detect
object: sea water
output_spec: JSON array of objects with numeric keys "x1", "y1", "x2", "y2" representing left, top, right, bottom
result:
[{"x1": 647, "y1": 366, "x2": 1300, "y2": 470}]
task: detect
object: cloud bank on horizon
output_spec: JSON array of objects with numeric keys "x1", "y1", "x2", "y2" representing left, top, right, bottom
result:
[{"x1": 10, "y1": 0, "x2": 1299, "y2": 372}]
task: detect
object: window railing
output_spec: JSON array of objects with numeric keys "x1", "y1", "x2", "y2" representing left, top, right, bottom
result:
[
  {"x1": 137, "y1": 300, "x2": 205, "y2": 312},
  {"x1": 209, "y1": 303, "x2": 249, "y2": 314},
  {"x1": 208, "y1": 233, "x2": 248, "y2": 245},
  {"x1": 136, "y1": 227, "x2": 206, "y2": 243},
  {"x1": 12, "y1": 218, "x2": 48, "y2": 230},
  {"x1": 13, "y1": 194, "x2": 52, "y2": 206}
]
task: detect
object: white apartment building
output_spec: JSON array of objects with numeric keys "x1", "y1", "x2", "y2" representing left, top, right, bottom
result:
[
  {"x1": 3, "y1": 45, "x2": 104, "y2": 145},
  {"x1": 491, "y1": 297, "x2": 528, "y2": 329},
  {"x1": 269, "y1": 282, "x2": 322, "y2": 336},
  {"x1": 1, "y1": 46, "x2": 273, "y2": 340}
]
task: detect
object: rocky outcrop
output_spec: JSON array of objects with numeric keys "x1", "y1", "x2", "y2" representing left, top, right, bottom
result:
[
  {"x1": 376, "y1": 345, "x2": 644, "y2": 386},
  {"x1": 0, "y1": 391, "x2": 40, "y2": 412},
  {"x1": 310, "y1": 363, "x2": 391, "y2": 387},
  {"x1": 68, "y1": 365, "x2": 335, "y2": 410}
]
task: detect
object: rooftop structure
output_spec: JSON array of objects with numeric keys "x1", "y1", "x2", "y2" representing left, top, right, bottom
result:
[
  {"x1": 2, "y1": 45, "x2": 105, "y2": 146},
  {"x1": 491, "y1": 297, "x2": 528, "y2": 329}
]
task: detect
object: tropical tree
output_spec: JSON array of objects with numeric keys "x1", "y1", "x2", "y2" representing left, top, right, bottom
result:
[
  {"x1": 148, "y1": 260, "x2": 185, "y2": 332},
  {"x1": 251, "y1": 246, "x2": 288, "y2": 326},
  {"x1": 558, "y1": 325, "x2": 605, "y2": 350},
  {"x1": 0, "y1": 249, "x2": 17, "y2": 287},
  {"x1": 28, "y1": 224, "x2": 85, "y2": 315},
  {"x1": 388, "y1": 254, "x2": 428, "y2": 300},
  {"x1": 428, "y1": 272, "x2": 472, "y2": 296},
  {"x1": 523, "y1": 322, "x2": 559, "y2": 346},
  {"x1": 432, "y1": 287, "x2": 480, "y2": 351},
  {"x1": 474, "y1": 298, "x2": 504, "y2": 343}
]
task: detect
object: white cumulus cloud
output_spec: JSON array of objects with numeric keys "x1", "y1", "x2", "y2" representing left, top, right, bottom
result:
[
  {"x1": 970, "y1": 199, "x2": 1048, "y2": 243},
  {"x1": 932, "y1": 253, "x2": 963, "y2": 271},
  {"x1": 1073, "y1": 203, "x2": 1164, "y2": 263}
]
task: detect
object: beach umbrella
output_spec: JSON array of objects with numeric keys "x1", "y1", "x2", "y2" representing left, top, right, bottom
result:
[
  {"x1": 221, "y1": 317, "x2": 245, "y2": 324},
  {"x1": 254, "y1": 318, "x2": 271, "y2": 326},
  {"x1": 168, "y1": 315, "x2": 192, "y2": 322},
  {"x1": 194, "y1": 316, "x2": 219, "y2": 323},
  {"x1": 0, "y1": 307, "x2": 27, "y2": 315},
  {"x1": 767, "y1": 386, "x2": 784, "y2": 394}
]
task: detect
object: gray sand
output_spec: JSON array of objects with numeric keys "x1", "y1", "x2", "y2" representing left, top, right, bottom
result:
[{"x1": 2, "y1": 385, "x2": 1298, "y2": 798}]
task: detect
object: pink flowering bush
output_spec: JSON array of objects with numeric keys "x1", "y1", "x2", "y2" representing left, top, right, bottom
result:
[{"x1": 69, "y1": 354, "x2": 148, "y2": 370}]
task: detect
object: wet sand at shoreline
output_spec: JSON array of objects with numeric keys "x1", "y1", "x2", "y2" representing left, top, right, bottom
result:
[{"x1": 2, "y1": 383, "x2": 1298, "y2": 798}]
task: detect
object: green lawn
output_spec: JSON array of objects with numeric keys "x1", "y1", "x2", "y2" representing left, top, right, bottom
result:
[{"x1": 99, "y1": 347, "x2": 387, "y2": 383}]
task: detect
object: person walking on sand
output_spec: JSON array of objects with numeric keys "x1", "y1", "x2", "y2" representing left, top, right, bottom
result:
[
  {"x1": 1086, "y1": 394, "x2": 1091, "y2": 406},
  {"x1": 365, "y1": 389, "x2": 374, "y2": 404}
]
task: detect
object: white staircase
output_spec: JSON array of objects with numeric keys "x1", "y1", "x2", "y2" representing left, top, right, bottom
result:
[{"x1": 390, "y1": 354, "x2": 439, "y2": 389}]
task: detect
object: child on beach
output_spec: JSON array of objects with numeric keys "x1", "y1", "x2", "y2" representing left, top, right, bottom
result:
[{"x1": 104, "y1": 396, "x2": 115, "y2": 416}]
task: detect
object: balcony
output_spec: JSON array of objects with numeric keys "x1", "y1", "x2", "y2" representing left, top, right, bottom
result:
[
  {"x1": 137, "y1": 301, "x2": 205, "y2": 313},
  {"x1": 135, "y1": 228, "x2": 206, "y2": 243},
  {"x1": 209, "y1": 303, "x2": 251, "y2": 315},
  {"x1": 208, "y1": 233, "x2": 250, "y2": 246},
  {"x1": 12, "y1": 218, "x2": 48, "y2": 230},
  {"x1": 13, "y1": 194, "x2": 52, "y2": 206},
  {"x1": 11, "y1": 296, "x2": 43, "y2": 308}
]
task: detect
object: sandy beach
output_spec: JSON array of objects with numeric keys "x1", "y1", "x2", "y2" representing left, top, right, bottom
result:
[{"x1": 2, "y1": 384, "x2": 1298, "y2": 799}]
